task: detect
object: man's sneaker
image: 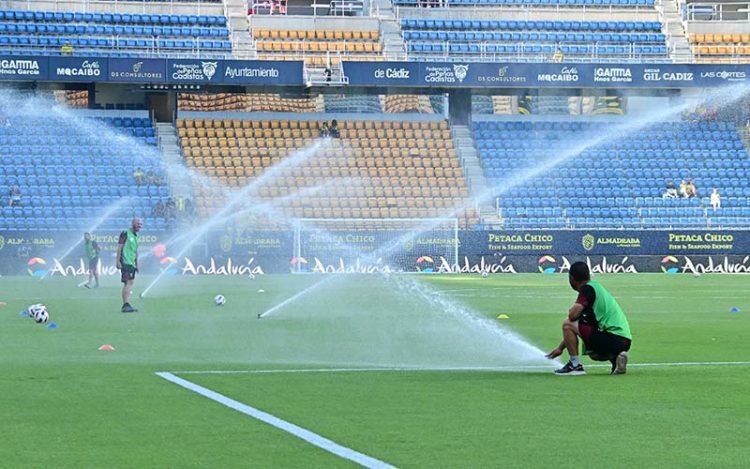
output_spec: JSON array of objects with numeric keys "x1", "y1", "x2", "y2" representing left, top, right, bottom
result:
[
  {"x1": 612, "y1": 351, "x2": 628, "y2": 375},
  {"x1": 121, "y1": 303, "x2": 138, "y2": 313},
  {"x1": 83, "y1": 283, "x2": 91, "y2": 289},
  {"x1": 554, "y1": 361, "x2": 586, "y2": 376}
]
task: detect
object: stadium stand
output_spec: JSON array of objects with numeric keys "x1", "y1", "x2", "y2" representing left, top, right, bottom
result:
[
  {"x1": 0, "y1": 9, "x2": 231, "y2": 57},
  {"x1": 178, "y1": 93, "x2": 324, "y2": 112},
  {"x1": 0, "y1": 115, "x2": 167, "y2": 231},
  {"x1": 689, "y1": 33, "x2": 750, "y2": 62},
  {"x1": 252, "y1": 28, "x2": 383, "y2": 65},
  {"x1": 401, "y1": 18, "x2": 668, "y2": 60},
  {"x1": 474, "y1": 120, "x2": 750, "y2": 229},
  {"x1": 324, "y1": 95, "x2": 383, "y2": 113},
  {"x1": 55, "y1": 90, "x2": 88, "y2": 108},
  {"x1": 382, "y1": 95, "x2": 435, "y2": 114},
  {"x1": 177, "y1": 118, "x2": 478, "y2": 227}
]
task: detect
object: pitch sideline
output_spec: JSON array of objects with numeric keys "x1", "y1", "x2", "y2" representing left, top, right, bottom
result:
[
  {"x1": 166, "y1": 360, "x2": 750, "y2": 375},
  {"x1": 156, "y1": 372, "x2": 396, "y2": 469}
]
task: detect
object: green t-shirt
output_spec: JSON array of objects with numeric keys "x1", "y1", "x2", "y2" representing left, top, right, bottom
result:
[
  {"x1": 588, "y1": 280, "x2": 632, "y2": 340},
  {"x1": 119, "y1": 229, "x2": 138, "y2": 267},
  {"x1": 84, "y1": 240, "x2": 99, "y2": 260}
]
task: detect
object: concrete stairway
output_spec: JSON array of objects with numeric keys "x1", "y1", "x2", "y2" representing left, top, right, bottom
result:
[
  {"x1": 659, "y1": 0, "x2": 692, "y2": 62},
  {"x1": 452, "y1": 124, "x2": 500, "y2": 226},
  {"x1": 373, "y1": 0, "x2": 407, "y2": 60},
  {"x1": 224, "y1": 0, "x2": 256, "y2": 59},
  {"x1": 156, "y1": 122, "x2": 193, "y2": 200}
]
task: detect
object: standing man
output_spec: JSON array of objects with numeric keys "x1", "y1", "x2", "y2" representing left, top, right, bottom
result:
[
  {"x1": 546, "y1": 261, "x2": 632, "y2": 375},
  {"x1": 83, "y1": 232, "x2": 101, "y2": 289},
  {"x1": 116, "y1": 217, "x2": 143, "y2": 313}
]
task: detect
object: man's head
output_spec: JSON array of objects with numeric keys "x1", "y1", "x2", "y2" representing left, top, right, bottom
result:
[
  {"x1": 568, "y1": 261, "x2": 590, "y2": 292},
  {"x1": 131, "y1": 217, "x2": 143, "y2": 233},
  {"x1": 331, "y1": 119, "x2": 338, "y2": 127},
  {"x1": 84, "y1": 232, "x2": 91, "y2": 241}
]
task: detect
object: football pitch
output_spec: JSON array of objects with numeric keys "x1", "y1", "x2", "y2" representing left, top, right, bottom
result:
[{"x1": 1, "y1": 273, "x2": 748, "y2": 468}]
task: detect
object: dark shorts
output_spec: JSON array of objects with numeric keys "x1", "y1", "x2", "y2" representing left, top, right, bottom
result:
[
  {"x1": 89, "y1": 257, "x2": 99, "y2": 270},
  {"x1": 579, "y1": 322, "x2": 631, "y2": 358},
  {"x1": 121, "y1": 264, "x2": 137, "y2": 283}
]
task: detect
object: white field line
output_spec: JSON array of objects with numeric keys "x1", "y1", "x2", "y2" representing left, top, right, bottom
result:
[
  {"x1": 155, "y1": 372, "x2": 397, "y2": 469},
  {"x1": 166, "y1": 361, "x2": 750, "y2": 376}
]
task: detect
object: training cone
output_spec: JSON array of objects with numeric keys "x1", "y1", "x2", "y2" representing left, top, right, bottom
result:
[
  {"x1": 497, "y1": 314, "x2": 510, "y2": 320},
  {"x1": 258, "y1": 289, "x2": 265, "y2": 293},
  {"x1": 730, "y1": 307, "x2": 740, "y2": 313},
  {"x1": 98, "y1": 344, "x2": 115, "y2": 351},
  {"x1": 47, "y1": 323, "x2": 58, "y2": 329}
]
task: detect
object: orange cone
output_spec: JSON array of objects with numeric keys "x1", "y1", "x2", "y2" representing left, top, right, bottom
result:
[{"x1": 98, "y1": 344, "x2": 115, "y2": 351}]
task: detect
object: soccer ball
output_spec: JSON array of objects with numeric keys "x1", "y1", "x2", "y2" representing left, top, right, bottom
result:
[
  {"x1": 214, "y1": 294, "x2": 226, "y2": 306},
  {"x1": 481, "y1": 271, "x2": 489, "y2": 278},
  {"x1": 28, "y1": 304, "x2": 49, "y2": 324}
]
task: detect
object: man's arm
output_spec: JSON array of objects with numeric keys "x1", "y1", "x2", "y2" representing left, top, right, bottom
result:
[
  {"x1": 568, "y1": 303, "x2": 584, "y2": 322},
  {"x1": 116, "y1": 243, "x2": 123, "y2": 269},
  {"x1": 546, "y1": 288, "x2": 592, "y2": 359},
  {"x1": 116, "y1": 232, "x2": 126, "y2": 269}
]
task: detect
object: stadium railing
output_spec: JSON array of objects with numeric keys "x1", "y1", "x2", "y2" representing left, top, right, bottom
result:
[
  {"x1": 249, "y1": 0, "x2": 366, "y2": 17},
  {"x1": 682, "y1": 2, "x2": 750, "y2": 22}
]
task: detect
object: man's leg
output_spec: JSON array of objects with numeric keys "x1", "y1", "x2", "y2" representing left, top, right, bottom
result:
[
  {"x1": 562, "y1": 318, "x2": 580, "y2": 358},
  {"x1": 122, "y1": 279, "x2": 132, "y2": 305},
  {"x1": 555, "y1": 319, "x2": 585, "y2": 375},
  {"x1": 590, "y1": 330, "x2": 631, "y2": 375}
]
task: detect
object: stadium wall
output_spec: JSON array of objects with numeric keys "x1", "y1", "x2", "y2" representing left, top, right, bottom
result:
[
  {"x1": 3, "y1": 56, "x2": 750, "y2": 88},
  {"x1": 3, "y1": 230, "x2": 749, "y2": 276}
]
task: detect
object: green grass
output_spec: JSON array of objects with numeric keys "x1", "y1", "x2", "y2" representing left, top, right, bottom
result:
[{"x1": 1, "y1": 273, "x2": 748, "y2": 468}]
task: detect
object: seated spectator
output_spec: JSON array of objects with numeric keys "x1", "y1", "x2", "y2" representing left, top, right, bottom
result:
[
  {"x1": 679, "y1": 179, "x2": 688, "y2": 198},
  {"x1": 710, "y1": 188, "x2": 721, "y2": 211},
  {"x1": 329, "y1": 119, "x2": 340, "y2": 138},
  {"x1": 145, "y1": 170, "x2": 156, "y2": 185},
  {"x1": 133, "y1": 167, "x2": 144, "y2": 185},
  {"x1": 60, "y1": 42, "x2": 74, "y2": 56},
  {"x1": 319, "y1": 122, "x2": 330, "y2": 138},
  {"x1": 663, "y1": 180, "x2": 678, "y2": 199},
  {"x1": 685, "y1": 179, "x2": 697, "y2": 198},
  {"x1": 552, "y1": 48, "x2": 564, "y2": 63},
  {"x1": 8, "y1": 184, "x2": 21, "y2": 206}
]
